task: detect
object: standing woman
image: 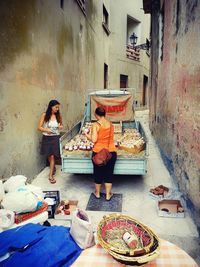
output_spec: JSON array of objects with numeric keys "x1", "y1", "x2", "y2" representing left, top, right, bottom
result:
[
  {"x1": 38, "y1": 100, "x2": 63, "y2": 184},
  {"x1": 85, "y1": 107, "x2": 117, "y2": 201}
]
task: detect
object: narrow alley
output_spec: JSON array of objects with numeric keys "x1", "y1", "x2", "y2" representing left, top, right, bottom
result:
[
  {"x1": 0, "y1": 0, "x2": 200, "y2": 266},
  {"x1": 32, "y1": 109, "x2": 200, "y2": 265}
]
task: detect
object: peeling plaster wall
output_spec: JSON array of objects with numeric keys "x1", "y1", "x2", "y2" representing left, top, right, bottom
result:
[
  {"x1": 149, "y1": 0, "x2": 200, "y2": 228},
  {"x1": 0, "y1": 0, "x2": 150, "y2": 180}
]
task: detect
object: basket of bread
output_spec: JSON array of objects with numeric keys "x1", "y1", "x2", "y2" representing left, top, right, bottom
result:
[{"x1": 97, "y1": 213, "x2": 160, "y2": 265}]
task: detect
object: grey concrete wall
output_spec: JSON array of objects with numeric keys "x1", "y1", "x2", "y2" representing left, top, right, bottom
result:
[{"x1": 148, "y1": 0, "x2": 200, "y2": 230}]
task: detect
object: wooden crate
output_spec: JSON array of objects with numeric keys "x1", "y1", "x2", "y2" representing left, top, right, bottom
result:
[
  {"x1": 113, "y1": 121, "x2": 122, "y2": 133},
  {"x1": 54, "y1": 200, "x2": 78, "y2": 220}
]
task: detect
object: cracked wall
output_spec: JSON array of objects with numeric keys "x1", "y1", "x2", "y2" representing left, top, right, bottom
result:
[
  {"x1": 0, "y1": 0, "x2": 98, "y2": 179},
  {"x1": 149, "y1": 0, "x2": 200, "y2": 229}
]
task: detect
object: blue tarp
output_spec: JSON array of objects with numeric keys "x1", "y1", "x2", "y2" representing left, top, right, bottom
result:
[{"x1": 0, "y1": 223, "x2": 82, "y2": 267}]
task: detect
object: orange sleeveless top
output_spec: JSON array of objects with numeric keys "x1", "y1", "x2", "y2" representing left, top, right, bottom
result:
[{"x1": 93, "y1": 123, "x2": 117, "y2": 153}]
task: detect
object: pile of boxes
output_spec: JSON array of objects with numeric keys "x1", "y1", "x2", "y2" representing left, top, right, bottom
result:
[
  {"x1": 43, "y1": 190, "x2": 78, "y2": 221},
  {"x1": 149, "y1": 185, "x2": 185, "y2": 218}
]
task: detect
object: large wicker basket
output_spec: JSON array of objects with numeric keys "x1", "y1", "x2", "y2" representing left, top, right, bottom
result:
[
  {"x1": 97, "y1": 213, "x2": 160, "y2": 265},
  {"x1": 107, "y1": 230, "x2": 160, "y2": 265}
]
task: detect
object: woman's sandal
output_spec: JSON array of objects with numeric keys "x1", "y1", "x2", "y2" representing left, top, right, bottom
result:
[
  {"x1": 106, "y1": 193, "x2": 113, "y2": 201},
  {"x1": 53, "y1": 167, "x2": 56, "y2": 175},
  {"x1": 49, "y1": 177, "x2": 56, "y2": 184},
  {"x1": 93, "y1": 192, "x2": 100, "y2": 199}
]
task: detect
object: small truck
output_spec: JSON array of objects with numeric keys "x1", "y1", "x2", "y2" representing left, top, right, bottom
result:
[{"x1": 60, "y1": 90, "x2": 148, "y2": 175}]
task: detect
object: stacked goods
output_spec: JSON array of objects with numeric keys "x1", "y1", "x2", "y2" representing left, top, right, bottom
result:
[
  {"x1": 15, "y1": 202, "x2": 48, "y2": 224},
  {"x1": 113, "y1": 121, "x2": 122, "y2": 133},
  {"x1": 64, "y1": 122, "x2": 94, "y2": 152},
  {"x1": 64, "y1": 124, "x2": 145, "y2": 155},
  {"x1": 117, "y1": 128, "x2": 145, "y2": 153},
  {"x1": 55, "y1": 200, "x2": 71, "y2": 215},
  {"x1": 54, "y1": 200, "x2": 78, "y2": 220},
  {"x1": 97, "y1": 213, "x2": 160, "y2": 265},
  {"x1": 149, "y1": 185, "x2": 169, "y2": 198}
]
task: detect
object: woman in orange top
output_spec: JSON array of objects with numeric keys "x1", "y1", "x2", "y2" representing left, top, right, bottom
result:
[{"x1": 85, "y1": 107, "x2": 117, "y2": 201}]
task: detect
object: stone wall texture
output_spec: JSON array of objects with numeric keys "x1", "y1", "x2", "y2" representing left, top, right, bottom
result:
[{"x1": 148, "y1": 0, "x2": 200, "y2": 229}]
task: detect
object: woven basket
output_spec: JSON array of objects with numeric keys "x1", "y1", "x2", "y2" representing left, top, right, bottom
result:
[
  {"x1": 97, "y1": 213, "x2": 160, "y2": 257},
  {"x1": 107, "y1": 231, "x2": 160, "y2": 265}
]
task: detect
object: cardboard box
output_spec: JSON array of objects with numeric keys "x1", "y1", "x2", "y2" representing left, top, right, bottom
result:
[
  {"x1": 157, "y1": 199, "x2": 185, "y2": 218},
  {"x1": 113, "y1": 121, "x2": 122, "y2": 133},
  {"x1": 149, "y1": 187, "x2": 182, "y2": 200},
  {"x1": 43, "y1": 191, "x2": 60, "y2": 219},
  {"x1": 54, "y1": 200, "x2": 78, "y2": 220},
  {"x1": 149, "y1": 186, "x2": 170, "y2": 200}
]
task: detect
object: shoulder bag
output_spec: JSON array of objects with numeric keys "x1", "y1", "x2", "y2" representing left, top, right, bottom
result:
[{"x1": 92, "y1": 123, "x2": 112, "y2": 166}]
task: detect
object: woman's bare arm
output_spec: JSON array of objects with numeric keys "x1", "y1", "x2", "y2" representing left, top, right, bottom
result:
[
  {"x1": 58, "y1": 115, "x2": 63, "y2": 130},
  {"x1": 85, "y1": 122, "x2": 99, "y2": 143},
  {"x1": 38, "y1": 113, "x2": 52, "y2": 134}
]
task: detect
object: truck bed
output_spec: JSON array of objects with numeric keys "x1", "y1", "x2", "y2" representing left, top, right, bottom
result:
[{"x1": 60, "y1": 120, "x2": 147, "y2": 175}]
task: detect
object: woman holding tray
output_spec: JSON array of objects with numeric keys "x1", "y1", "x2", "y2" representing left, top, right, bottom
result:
[
  {"x1": 85, "y1": 107, "x2": 117, "y2": 201},
  {"x1": 38, "y1": 100, "x2": 63, "y2": 184}
]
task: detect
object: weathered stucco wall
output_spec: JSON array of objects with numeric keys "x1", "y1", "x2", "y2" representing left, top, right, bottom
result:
[
  {"x1": 109, "y1": 0, "x2": 150, "y2": 104},
  {"x1": 149, "y1": 0, "x2": 200, "y2": 229},
  {"x1": 0, "y1": 0, "x2": 150, "y2": 180},
  {"x1": 0, "y1": 0, "x2": 100, "y2": 179}
]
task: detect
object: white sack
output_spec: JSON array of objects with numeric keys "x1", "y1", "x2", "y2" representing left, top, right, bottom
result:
[
  {"x1": 17, "y1": 184, "x2": 44, "y2": 201},
  {"x1": 70, "y1": 208, "x2": 95, "y2": 249},
  {"x1": 3, "y1": 175, "x2": 27, "y2": 193},
  {"x1": 2, "y1": 191, "x2": 38, "y2": 214}
]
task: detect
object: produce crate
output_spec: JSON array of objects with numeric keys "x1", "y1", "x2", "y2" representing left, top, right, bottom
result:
[
  {"x1": 113, "y1": 121, "x2": 122, "y2": 133},
  {"x1": 54, "y1": 200, "x2": 78, "y2": 220},
  {"x1": 15, "y1": 202, "x2": 48, "y2": 224},
  {"x1": 157, "y1": 199, "x2": 185, "y2": 218},
  {"x1": 43, "y1": 190, "x2": 60, "y2": 218}
]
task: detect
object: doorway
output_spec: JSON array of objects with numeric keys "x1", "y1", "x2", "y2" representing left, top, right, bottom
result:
[
  {"x1": 120, "y1": 74, "x2": 128, "y2": 88},
  {"x1": 104, "y1": 63, "x2": 108, "y2": 89},
  {"x1": 142, "y1": 75, "x2": 148, "y2": 106}
]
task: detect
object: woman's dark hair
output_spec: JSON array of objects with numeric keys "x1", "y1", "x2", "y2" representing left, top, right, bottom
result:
[
  {"x1": 44, "y1": 100, "x2": 61, "y2": 123},
  {"x1": 95, "y1": 107, "x2": 106, "y2": 117}
]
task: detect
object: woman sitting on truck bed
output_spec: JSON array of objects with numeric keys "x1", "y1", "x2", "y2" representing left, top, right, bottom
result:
[
  {"x1": 38, "y1": 100, "x2": 63, "y2": 184},
  {"x1": 84, "y1": 107, "x2": 117, "y2": 201}
]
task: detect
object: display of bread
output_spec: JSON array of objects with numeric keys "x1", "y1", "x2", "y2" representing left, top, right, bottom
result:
[
  {"x1": 116, "y1": 128, "x2": 145, "y2": 153},
  {"x1": 64, "y1": 123, "x2": 145, "y2": 154},
  {"x1": 64, "y1": 122, "x2": 94, "y2": 151}
]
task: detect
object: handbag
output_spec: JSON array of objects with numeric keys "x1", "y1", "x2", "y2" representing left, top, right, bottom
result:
[
  {"x1": 70, "y1": 208, "x2": 95, "y2": 249},
  {"x1": 92, "y1": 123, "x2": 112, "y2": 166},
  {"x1": 92, "y1": 148, "x2": 112, "y2": 166}
]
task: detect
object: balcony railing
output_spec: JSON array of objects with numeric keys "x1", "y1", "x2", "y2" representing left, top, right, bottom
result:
[{"x1": 126, "y1": 45, "x2": 140, "y2": 61}]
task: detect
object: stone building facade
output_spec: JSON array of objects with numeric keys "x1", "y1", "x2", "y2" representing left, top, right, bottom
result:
[
  {"x1": 143, "y1": 0, "x2": 200, "y2": 231},
  {"x1": 0, "y1": 0, "x2": 149, "y2": 179}
]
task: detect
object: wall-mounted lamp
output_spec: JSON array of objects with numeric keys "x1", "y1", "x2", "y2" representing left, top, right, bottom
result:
[
  {"x1": 130, "y1": 32, "x2": 150, "y2": 50},
  {"x1": 130, "y1": 32, "x2": 138, "y2": 46}
]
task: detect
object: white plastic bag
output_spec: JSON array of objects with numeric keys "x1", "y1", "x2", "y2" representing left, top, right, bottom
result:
[
  {"x1": 17, "y1": 184, "x2": 44, "y2": 201},
  {"x1": 1, "y1": 191, "x2": 38, "y2": 214},
  {"x1": 3, "y1": 175, "x2": 27, "y2": 192},
  {"x1": 70, "y1": 208, "x2": 95, "y2": 249},
  {"x1": 0, "y1": 209, "x2": 15, "y2": 228}
]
